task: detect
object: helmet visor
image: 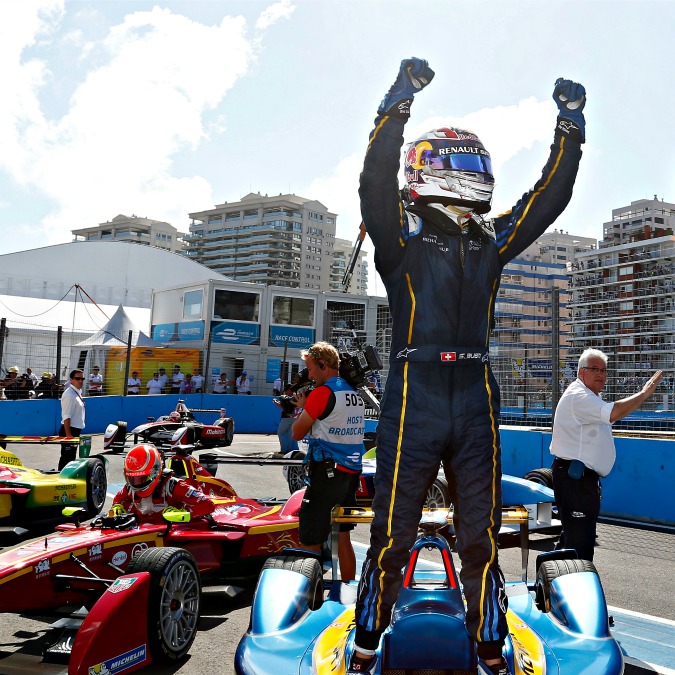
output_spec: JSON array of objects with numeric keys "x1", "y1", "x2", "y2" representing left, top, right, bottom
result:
[
  {"x1": 422, "y1": 150, "x2": 493, "y2": 176},
  {"x1": 127, "y1": 473, "x2": 153, "y2": 490}
]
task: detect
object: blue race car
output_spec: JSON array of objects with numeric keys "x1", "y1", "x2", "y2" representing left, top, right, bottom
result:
[{"x1": 235, "y1": 480, "x2": 623, "y2": 675}]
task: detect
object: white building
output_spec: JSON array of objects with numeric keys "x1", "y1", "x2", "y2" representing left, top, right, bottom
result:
[
  {"x1": 185, "y1": 192, "x2": 339, "y2": 290},
  {"x1": 72, "y1": 214, "x2": 186, "y2": 253},
  {"x1": 330, "y1": 237, "x2": 369, "y2": 295},
  {"x1": 567, "y1": 196, "x2": 675, "y2": 406}
]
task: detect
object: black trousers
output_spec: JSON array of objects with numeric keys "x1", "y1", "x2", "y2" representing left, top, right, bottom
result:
[
  {"x1": 58, "y1": 424, "x2": 81, "y2": 471},
  {"x1": 552, "y1": 457, "x2": 601, "y2": 561}
]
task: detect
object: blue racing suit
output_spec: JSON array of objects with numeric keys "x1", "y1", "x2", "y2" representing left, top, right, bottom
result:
[{"x1": 354, "y1": 110, "x2": 583, "y2": 658}]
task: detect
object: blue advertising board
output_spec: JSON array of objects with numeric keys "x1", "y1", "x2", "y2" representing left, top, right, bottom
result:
[
  {"x1": 211, "y1": 320, "x2": 261, "y2": 345},
  {"x1": 269, "y1": 325, "x2": 315, "y2": 348},
  {"x1": 152, "y1": 322, "x2": 177, "y2": 341},
  {"x1": 177, "y1": 320, "x2": 205, "y2": 341}
]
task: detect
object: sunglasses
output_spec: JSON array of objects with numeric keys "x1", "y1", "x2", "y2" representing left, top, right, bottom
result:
[{"x1": 73, "y1": 376, "x2": 85, "y2": 381}]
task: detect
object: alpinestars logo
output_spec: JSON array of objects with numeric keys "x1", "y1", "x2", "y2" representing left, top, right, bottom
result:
[
  {"x1": 557, "y1": 119, "x2": 579, "y2": 134},
  {"x1": 396, "y1": 347, "x2": 418, "y2": 359}
]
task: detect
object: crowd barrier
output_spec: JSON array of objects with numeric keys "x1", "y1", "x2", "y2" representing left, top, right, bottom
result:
[{"x1": 1, "y1": 397, "x2": 673, "y2": 526}]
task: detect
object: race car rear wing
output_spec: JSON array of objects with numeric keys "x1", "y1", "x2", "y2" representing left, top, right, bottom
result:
[
  {"x1": 330, "y1": 505, "x2": 532, "y2": 583},
  {"x1": 0, "y1": 435, "x2": 92, "y2": 458}
]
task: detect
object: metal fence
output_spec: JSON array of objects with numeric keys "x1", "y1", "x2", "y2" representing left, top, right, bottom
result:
[{"x1": 3, "y1": 298, "x2": 675, "y2": 435}]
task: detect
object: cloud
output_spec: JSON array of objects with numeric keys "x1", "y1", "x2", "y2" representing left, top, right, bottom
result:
[
  {"x1": 0, "y1": 2, "x2": 286, "y2": 243},
  {"x1": 255, "y1": 0, "x2": 295, "y2": 31}
]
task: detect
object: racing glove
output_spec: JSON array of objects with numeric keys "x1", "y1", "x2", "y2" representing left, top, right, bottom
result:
[
  {"x1": 109, "y1": 503, "x2": 126, "y2": 517},
  {"x1": 553, "y1": 78, "x2": 586, "y2": 143},
  {"x1": 378, "y1": 57, "x2": 434, "y2": 120}
]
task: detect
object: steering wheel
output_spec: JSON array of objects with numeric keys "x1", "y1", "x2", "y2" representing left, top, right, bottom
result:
[{"x1": 93, "y1": 513, "x2": 138, "y2": 531}]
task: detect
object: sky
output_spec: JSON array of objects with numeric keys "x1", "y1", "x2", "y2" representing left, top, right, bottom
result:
[{"x1": 1, "y1": 0, "x2": 674, "y2": 297}]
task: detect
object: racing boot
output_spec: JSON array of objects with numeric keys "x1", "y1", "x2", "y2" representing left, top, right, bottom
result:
[
  {"x1": 478, "y1": 656, "x2": 510, "y2": 675},
  {"x1": 347, "y1": 650, "x2": 377, "y2": 674}
]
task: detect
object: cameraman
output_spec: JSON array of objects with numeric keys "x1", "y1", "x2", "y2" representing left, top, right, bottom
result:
[
  {"x1": 273, "y1": 383, "x2": 299, "y2": 453},
  {"x1": 292, "y1": 341, "x2": 366, "y2": 582}
]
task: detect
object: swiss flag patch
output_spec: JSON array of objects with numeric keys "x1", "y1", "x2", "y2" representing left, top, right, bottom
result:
[{"x1": 440, "y1": 352, "x2": 456, "y2": 361}]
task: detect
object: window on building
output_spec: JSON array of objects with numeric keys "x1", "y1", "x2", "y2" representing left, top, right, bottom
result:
[
  {"x1": 272, "y1": 296, "x2": 315, "y2": 326},
  {"x1": 183, "y1": 289, "x2": 203, "y2": 320},
  {"x1": 214, "y1": 289, "x2": 260, "y2": 322}
]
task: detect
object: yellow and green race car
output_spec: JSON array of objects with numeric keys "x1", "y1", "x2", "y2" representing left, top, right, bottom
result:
[{"x1": 0, "y1": 444, "x2": 107, "y2": 538}]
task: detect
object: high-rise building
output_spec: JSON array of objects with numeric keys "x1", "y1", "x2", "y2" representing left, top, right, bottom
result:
[
  {"x1": 185, "y1": 193, "x2": 340, "y2": 290},
  {"x1": 72, "y1": 214, "x2": 185, "y2": 252},
  {"x1": 330, "y1": 237, "x2": 369, "y2": 295},
  {"x1": 567, "y1": 196, "x2": 675, "y2": 405}
]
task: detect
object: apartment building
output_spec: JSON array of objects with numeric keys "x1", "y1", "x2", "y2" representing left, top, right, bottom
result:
[
  {"x1": 72, "y1": 214, "x2": 185, "y2": 252},
  {"x1": 185, "y1": 193, "x2": 340, "y2": 290},
  {"x1": 330, "y1": 237, "x2": 369, "y2": 295},
  {"x1": 567, "y1": 197, "x2": 675, "y2": 403}
]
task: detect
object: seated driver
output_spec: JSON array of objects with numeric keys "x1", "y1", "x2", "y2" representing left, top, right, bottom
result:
[{"x1": 112, "y1": 444, "x2": 216, "y2": 523}]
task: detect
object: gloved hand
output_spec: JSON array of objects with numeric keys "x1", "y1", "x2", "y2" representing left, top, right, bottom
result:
[
  {"x1": 553, "y1": 78, "x2": 586, "y2": 142},
  {"x1": 378, "y1": 58, "x2": 435, "y2": 118},
  {"x1": 109, "y1": 503, "x2": 126, "y2": 517}
]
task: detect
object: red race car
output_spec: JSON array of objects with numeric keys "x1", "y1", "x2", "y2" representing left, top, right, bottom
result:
[
  {"x1": 104, "y1": 400, "x2": 235, "y2": 454},
  {"x1": 0, "y1": 466, "x2": 302, "y2": 674}
]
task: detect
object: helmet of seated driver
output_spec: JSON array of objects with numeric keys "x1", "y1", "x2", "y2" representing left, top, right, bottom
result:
[
  {"x1": 169, "y1": 411, "x2": 181, "y2": 422},
  {"x1": 403, "y1": 127, "x2": 494, "y2": 214},
  {"x1": 124, "y1": 444, "x2": 163, "y2": 498}
]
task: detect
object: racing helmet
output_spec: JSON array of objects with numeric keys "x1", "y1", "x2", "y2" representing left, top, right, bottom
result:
[
  {"x1": 403, "y1": 127, "x2": 494, "y2": 214},
  {"x1": 169, "y1": 411, "x2": 181, "y2": 422},
  {"x1": 123, "y1": 444, "x2": 163, "y2": 498}
]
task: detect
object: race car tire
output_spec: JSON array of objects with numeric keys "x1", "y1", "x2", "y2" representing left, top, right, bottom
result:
[
  {"x1": 126, "y1": 547, "x2": 201, "y2": 663},
  {"x1": 261, "y1": 555, "x2": 324, "y2": 610},
  {"x1": 285, "y1": 451, "x2": 308, "y2": 494},
  {"x1": 535, "y1": 558, "x2": 597, "y2": 612},
  {"x1": 85, "y1": 457, "x2": 108, "y2": 516},
  {"x1": 523, "y1": 467, "x2": 554, "y2": 489},
  {"x1": 224, "y1": 419, "x2": 235, "y2": 447},
  {"x1": 424, "y1": 476, "x2": 450, "y2": 509}
]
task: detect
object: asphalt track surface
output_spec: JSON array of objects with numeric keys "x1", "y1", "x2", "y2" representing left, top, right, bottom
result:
[{"x1": 0, "y1": 433, "x2": 673, "y2": 675}]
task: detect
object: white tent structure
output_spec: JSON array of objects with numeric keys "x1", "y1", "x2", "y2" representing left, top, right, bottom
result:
[{"x1": 69, "y1": 305, "x2": 164, "y2": 380}]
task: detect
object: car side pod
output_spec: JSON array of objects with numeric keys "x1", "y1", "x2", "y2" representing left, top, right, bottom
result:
[
  {"x1": 384, "y1": 526, "x2": 476, "y2": 672},
  {"x1": 249, "y1": 566, "x2": 316, "y2": 634},
  {"x1": 69, "y1": 572, "x2": 153, "y2": 675},
  {"x1": 549, "y1": 572, "x2": 613, "y2": 638}
]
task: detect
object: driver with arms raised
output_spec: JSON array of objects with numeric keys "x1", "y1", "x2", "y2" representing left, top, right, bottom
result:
[{"x1": 112, "y1": 444, "x2": 216, "y2": 523}]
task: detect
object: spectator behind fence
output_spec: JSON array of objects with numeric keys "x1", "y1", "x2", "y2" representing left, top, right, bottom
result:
[
  {"x1": 127, "y1": 371, "x2": 141, "y2": 395},
  {"x1": 88, "y1": 366, "x2": 103, "y2": 396},
  {"x1": 171, "y1": 365, "x2": 184, "y2": 394},
  {"x1": 191, "y1": 369, "x2": 205, "y2": 393},
  {"x1": 158, "y1": 368, "x2": 168, "y2": 393},
  {"x1": 146, "y1": 372, "x2": 163, "y2": 395},
  {"x1": 35, "y1": 372, "x2": 59, "y2": 399},
  {"x1": 2, "y1": 367, "x2": 33, "y2": 400},
  {"x1": 236, "y1": 371, "x2": 251, "y2": 395},
  {"x1": 26, "y1": 368, "x2": 39, "y2": 389},
  {"x1": 59, "y1": 369, "x2": 85, "y2": 470},
  {"x1": 550, "y1": 348, "x2": 663, "y2": 560},
  {"x1": 179, "y1": 374, "x2": 193, "y2": 395},
  {"x1": 213, "y1": 373, "x2": 228, "y2": 394}
]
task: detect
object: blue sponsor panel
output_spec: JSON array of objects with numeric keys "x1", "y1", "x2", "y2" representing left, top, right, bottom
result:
[
  {"x1": 152, "y1": 322, "x2": 177, "y2": 341},
  {"x1": 177, "y1": 320, "x2": 205, "y2": 341},
  {"x1": 268, "y1": 325, "x2": 315, "y2": 348},
  {"x1": 211, "y1": 320, "x2": 260, "y2": 345},
  {"x1": 267, "y1": 358, "x2": 282, "y2": 383}
]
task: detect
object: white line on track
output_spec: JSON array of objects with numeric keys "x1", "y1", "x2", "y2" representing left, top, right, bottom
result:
[{"x1": 608, "y1": 605, "x2": 675, "y2": 627}]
